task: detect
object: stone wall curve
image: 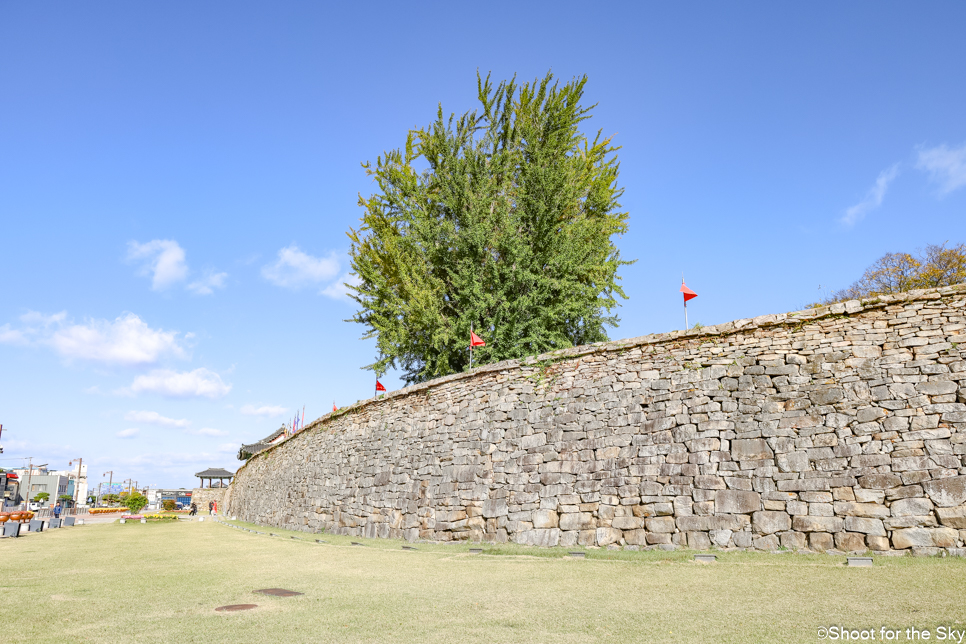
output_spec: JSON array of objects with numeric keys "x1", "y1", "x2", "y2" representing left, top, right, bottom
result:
[{"x1": 227, "y1": 285, "x2": 966, "y2": 553}]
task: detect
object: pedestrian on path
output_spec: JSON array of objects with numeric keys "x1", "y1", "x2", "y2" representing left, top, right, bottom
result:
[
  {"x1": 189, "y1": 502, "x2": 197, "y2": 516},
  {"x1": 53, "y1": 503, "x2": 62, "y2": 519},
  {"x1": 208, "y1": 500, "x2": 213, "y2": 516}
]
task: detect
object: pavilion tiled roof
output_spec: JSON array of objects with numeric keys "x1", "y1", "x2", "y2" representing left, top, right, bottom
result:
[{"x1": 194, "y1": 468, "x2": 235, "y2": 478}]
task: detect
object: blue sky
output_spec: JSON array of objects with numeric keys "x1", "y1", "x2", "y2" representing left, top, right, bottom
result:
[{"x1": 1, "y1": 2, "x2": 964, "y2": 489}]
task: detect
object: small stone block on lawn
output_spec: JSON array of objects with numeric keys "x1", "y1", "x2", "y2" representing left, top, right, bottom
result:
[
  {"x1": 694, "y1": 554, "x2": 717, "y2": 563},
  {"x1": 847, "y1": 557, "x2": 874, "y2": 567},
  {"x1": 215, "y1": 604, "x2": 258, "y2": 612},
  {"x1": 569, "y1": 552, "x2": 586, "y2": 559},
  {"x1": 469, "y1": 548, "x2": 483, "y2": 554},
  {"x1": 402, "y1": 546, "x2": 416, "y2": 550}
]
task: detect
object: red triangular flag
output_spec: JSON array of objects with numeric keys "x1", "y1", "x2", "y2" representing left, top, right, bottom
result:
[
  {"x1": 680, "y1": 281, "x2": 698, "y2": 302},
  {"x1": 470, "y1": 331, "x2": 486, "y2": 347},
  {"x1": 332, "y1": 402, "x2": 337, "y2": 412},
  {"x1": 375, "y1": 380, "x2": 386, "y2": 392}
]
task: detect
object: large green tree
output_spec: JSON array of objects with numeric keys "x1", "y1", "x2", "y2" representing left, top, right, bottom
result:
[{"x1": 347, "y1": 72, "x2": 632, "y2": 384}]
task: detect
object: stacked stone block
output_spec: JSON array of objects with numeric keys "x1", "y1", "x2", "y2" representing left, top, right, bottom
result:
[{"x1": 227, "y1": 285, "x2": 966, "y2": 553}]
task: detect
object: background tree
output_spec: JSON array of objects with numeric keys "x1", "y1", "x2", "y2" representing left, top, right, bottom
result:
[
  {"x1": 348, "y1": 72, "x2": 632, "y2": 383},
  {"x1": 102, "y1": 493, "x2": 120, "y2": 506},
  {"x1": 125, "y1": 493, "x2": 148, "y2": 515},
  {"x1": 819, "y1": 242, "x2": 966, "y2": 304},
  {"x1": 34, "y1": 492, "x2": 49, "y2": 504},
  {"x1": 162, "y1": 499, "x2": 177, "y2": 511}
]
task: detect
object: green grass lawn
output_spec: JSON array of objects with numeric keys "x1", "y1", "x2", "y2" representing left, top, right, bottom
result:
[{"x1": 4, "y1": 518, "x2": 965, "y2": 643}]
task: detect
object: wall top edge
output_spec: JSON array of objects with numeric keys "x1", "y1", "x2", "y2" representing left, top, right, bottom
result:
[{"x1": 247, "y1": 283, "x2": 966, "y2": 466}]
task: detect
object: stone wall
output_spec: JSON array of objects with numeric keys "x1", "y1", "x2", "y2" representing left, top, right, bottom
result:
[
  {"x1": 191, "y1": 488, "x2": 227, "y2": 514},
  {"x1": 227, "y1": 285, "x2": 966, "y2": 554}
]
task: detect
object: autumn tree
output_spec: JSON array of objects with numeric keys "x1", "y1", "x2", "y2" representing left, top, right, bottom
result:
[
  {"x1": 347, "y1": 72, "x2": 632, "y2": 384},
  {"x1": 820, "y1": 242, "x2": 966, "y2": 304}
]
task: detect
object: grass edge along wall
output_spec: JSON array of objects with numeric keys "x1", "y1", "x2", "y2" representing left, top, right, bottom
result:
[{"x1": 227, "y1": 284, "x2": 966, "y2": 554}]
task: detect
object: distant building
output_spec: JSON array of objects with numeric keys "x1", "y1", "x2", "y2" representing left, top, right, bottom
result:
[
  {"x1": 1, "y1": 470, "x2": 20, "y2": 508},
  {"x1": 238, "y1": 425, "x2": 287, "y2": 460},
  {"x1": 11, "y1": 467, "x2": 73, "y2": 507},
  {"x1": 151, "y1": 488, "x2": 194, "y2": 508}
]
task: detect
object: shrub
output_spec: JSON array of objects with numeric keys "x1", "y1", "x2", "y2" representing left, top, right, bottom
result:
[
  {"x1": 125, "y1": 493, "x2": 149, "y2": 515},
  {"x1": 162, "y1": 500, "x2": 177, "y2": 511}
]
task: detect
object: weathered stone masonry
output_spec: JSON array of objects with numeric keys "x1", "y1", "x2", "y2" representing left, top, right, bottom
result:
[{"x1": 227, "y1": 284, "x2": 966, "y2": 553}]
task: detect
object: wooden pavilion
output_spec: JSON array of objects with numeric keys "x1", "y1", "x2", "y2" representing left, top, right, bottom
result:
[{"x1": 194, "y1": 467, "x2": 235, "y2": 488}]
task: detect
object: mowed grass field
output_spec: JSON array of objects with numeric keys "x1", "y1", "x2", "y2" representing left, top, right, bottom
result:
[{"x1": 4, "y1": 518, "x2": 966, "y2": 644}]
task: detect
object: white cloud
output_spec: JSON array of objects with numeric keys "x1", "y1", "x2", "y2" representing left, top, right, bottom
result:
[
  {"x1": 842, "y1": 164, "x2": 900, "y2": 226},
  {"x1": 20, "y1": 311, "x2": 67, "y2": 326},
  {"x1": 127, "y1": 240, "x2": 189, "y2": 290},
  {"x1": 262, "y1": 245, "x2": 340, "y2": 289},
  {"x1": 321, "y1": 271, "x2": 362, "y2": 300},
  {"x1": 0, "y1": 311, "x2": 186, "y2": 366},
  {"x1": 117, "y1": 428, "x2": 140, "y2": 438},
  {"x1": 0, "y1": 324, "x2": 27, "y2": 345},
  {"x1": 188, "y1": 427, "x2": 229, "y2": 437},
  {"x1": 917, "y1": 142, "x2": 966, "y2": 196},
  {"x1": 50, "y1": 313, "x2": 186, "y2": 366},
  {"x1": 187, "y1": 271, "x2": 229, "y2": 296},
  {"x1": 217, "y1": 442, "x2": 238, "y2": 453},
  {"x1": 127, "y1": 368, "x2": 231, "y2": 398},
  {"x1": 124, "y1": 411, "x2": 190, "y2": 428},
  {"x1": 240, "y1": 404, "x2": 288, "y2": 417}
]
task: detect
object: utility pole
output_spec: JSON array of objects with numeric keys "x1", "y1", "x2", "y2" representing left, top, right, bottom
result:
[
  {"x1": 103, "y1": 471, "x2": 113, "y2": 506},
  {"x1": 68, "y1": 457, "x2": 83, "y2": 512},
  {"x1": 22, "y1": 459, "x2": 48, "y2": 511},
  {"x1": 0, "y1": 423, "x2": 5, "y2": 454}
]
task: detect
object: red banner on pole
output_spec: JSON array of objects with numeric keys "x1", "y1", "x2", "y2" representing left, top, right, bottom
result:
[
  {"x1": 470, "y1": 331, "x2": 486, "y2": 347},
  {"x1": 375, "y1": 380, "x2": 386, "y2": 392},
  {"x1": 680, "y1": 282, "x2": 698, "y2": 302}
]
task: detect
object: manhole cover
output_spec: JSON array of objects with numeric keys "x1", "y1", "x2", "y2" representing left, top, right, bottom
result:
[
  {"x1": 254, "y1": 588, "x2": 303, "y2": 597},
  {"x1": 215, "y1": 604, "x2": 258, "y2": 612}
]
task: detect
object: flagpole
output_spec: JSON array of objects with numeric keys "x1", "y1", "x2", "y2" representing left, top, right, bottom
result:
[
  {"x1": 682, "y1": 276, "x2": 688, "y2": 330},
  {"x1": 469, "y1": 322, "x2": 473, "y2": 370}
]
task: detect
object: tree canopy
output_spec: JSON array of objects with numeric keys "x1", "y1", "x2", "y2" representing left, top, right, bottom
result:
[
  {"x1": 818, "y1": 242, "x2": 966, "y2": 304},
  {"x1": 347, "y1": 72, "x2": 632, "y2": 384}
]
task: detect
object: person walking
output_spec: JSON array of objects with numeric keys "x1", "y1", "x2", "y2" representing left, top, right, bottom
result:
[
  {"x1": 208, "y1": 500, "x2": 213, "y2": 516},
  {"x1": 212, "y1": 500, "x2": 217, "y2": 516},
  {"x1": 189, "y1": 502, "x2": 197, "y2": 516},
  {"x1": 53, "y1": 503, "x2": 62, "y2": 520}
]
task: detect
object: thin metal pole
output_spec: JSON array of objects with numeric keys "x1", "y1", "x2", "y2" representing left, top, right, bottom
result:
[
  {"x1": 469, "y1": 323, "x2": 473, "y2": 369},
  {"x1": 685, "y1": 301, "x2": 689, "y2": 330}
]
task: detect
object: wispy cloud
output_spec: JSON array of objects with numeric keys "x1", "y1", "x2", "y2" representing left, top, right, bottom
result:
[
  {"x1": 240, "y1": 404, "x2": 288, "y2": 417},
  {"x1": 124, "y1": 410, "x2": 190, "y2": 428},
  {"x1": 188, "y1": 427, "x2": 229, "y2": 437},
  {"x1": 321, "y1": 272, "x2": 362, "y2": 300},
  {"x1": 117, "y1": 428, "x2": 140, "y2": 438},
  {"x1": 0, "y1": 311, "x2": 187, "y2": 366},
  {"x1": 127, "y1": 240, "x2": 189, "y2": 290},
  {"x1": 917, "y1": 142, "x2": 966, "y2": 196},
  {"x1": 125, "y1": 368, "x2": 232, "y2": 399},
  {"x1": 127, "y1": 239, "x2": 228, "y2": 295},
  {"x1": 262, "y1": 244, "x2": 341, "y2": 289},
  {"x1": 187, "y1": 271, "x2": 229, "y2": 295},
  {"x1": 0, "y1": 324, "x2": 27, "y2": 345},
  {"x1": 842, "y1": 164, "x2": 900, "y2": 226}
]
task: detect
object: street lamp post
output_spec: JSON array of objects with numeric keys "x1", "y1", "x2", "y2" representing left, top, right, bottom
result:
[
  {"x1": 103, "y1": 471, "x2": 113, "y2": 507},
  {"x1": 68, "y1": 457, "x2": 83, "y2": 514},
  {"x1": 21, "y1": 458, "x2": 48, "y2": 511}
]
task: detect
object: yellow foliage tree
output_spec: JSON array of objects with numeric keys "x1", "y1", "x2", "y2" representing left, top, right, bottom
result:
[{"x1": 821, "y1": 242, "x2": 966, "y2": 304}]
